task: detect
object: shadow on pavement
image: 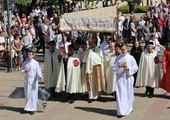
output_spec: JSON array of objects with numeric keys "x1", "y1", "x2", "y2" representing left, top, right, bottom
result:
[
  {"x1": 47, "y1": 93, "x2": 86, "y2": 103},
  {"x1": 153, "y1": 94, "x2": 170, "y2": 99},
  {"x1": 75, "y1": 106, "x2": 117, "y2": 117},
  {"x1": 9, "y1": 86, "x2": 52, "y2": 100},
  {"x1": 47, "y1": 93, "x2": 115, "y2": 103},
  {"x1": 9, "y1": 87, "x2": 25, "y2": 99},
  {"x1": 135, "y1": 92, "x2": 170, "y2": 99},
  {"x1": 97, "y1": 96, "x2": 116, "y2": 102},
  {"x1": 134, "y1": 92, "x2": 147, "y2": 97},
  {"x1": 0, "y1": 106, "x2": 24, "y2": 114}
]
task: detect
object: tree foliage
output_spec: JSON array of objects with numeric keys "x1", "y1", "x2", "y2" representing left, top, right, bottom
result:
[{"x1": 15, "y1": 0, "x2": 31, "y2": 7}]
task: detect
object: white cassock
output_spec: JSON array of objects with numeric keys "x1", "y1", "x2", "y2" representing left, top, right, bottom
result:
[
  {"x1": 21, "y1": 59, "x2": 41, "y2": 112},
  {"x1": 55, "y1": 57, "x2": 66, "y2": 92},
  {"x1": 66, "y1": 53, "x2": 82, "y2": 93},
  {"x1": 136, "y1": 50, "x2": 161, "y2": 87},
  {"x1": 113, "y1": 53, "x2": 138, "y2": 116},
  {"x1": 100, "y1": 41, "x2": 109, "y2": 55},
  {"x1": 103, "y1": 49, "x2": 117, "y2": 94},
  {"x1": 44, "y1": 48, "x2": 64, "y2": 89}
]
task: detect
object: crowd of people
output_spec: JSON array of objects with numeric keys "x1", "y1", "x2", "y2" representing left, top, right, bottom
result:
[{"x1": 0, "y1": 0, "x2": 170, "y2": 118}]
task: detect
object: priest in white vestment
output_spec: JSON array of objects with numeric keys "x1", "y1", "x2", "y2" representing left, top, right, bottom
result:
[
  {"x1": 113, "y1": 44, "x2": 138, "y2": 118},
  {"x1": 44, "y1": 41, "x2": 64, "y2": 96},
  {"x1": 104, "y1": 42, "x2": 121, "y2": 96},
  {"x1": 66, "y1": 44, "x2": 82, "y2": 104},
  {"x1": 136, "y1": 42, "x2": 161, "y2": 98},
  {"x1": 78, "y1": 42, "x2": 89, "y2": 93},
  {"x1": 84, "y1": 38, "x2": 106, "y2": 103},
  {"x1": 21, "y1": 50, "x2": 41, "y2": 115}
]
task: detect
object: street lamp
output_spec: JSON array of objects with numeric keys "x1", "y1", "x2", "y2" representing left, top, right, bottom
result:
[
  {"x1": 128, "y1": 0, "x2": 135, "y2": 14},
  {"x1": 4, "y1": 0, "x2": 14, "y2": 72}
]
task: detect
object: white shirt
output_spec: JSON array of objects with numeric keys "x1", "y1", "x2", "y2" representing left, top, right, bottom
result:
[{"x1": 0, "y1": 36, "x2": 5, "y2": 43}]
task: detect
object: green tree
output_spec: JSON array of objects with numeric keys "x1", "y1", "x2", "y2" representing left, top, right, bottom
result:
[{"x1": 15, "y1": 0, "x2": 31, "y2": 7}]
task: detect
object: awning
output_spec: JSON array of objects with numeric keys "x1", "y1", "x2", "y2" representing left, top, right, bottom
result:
[{"x1": 59, "y1": 6, "x2": 116, "y2": 32}]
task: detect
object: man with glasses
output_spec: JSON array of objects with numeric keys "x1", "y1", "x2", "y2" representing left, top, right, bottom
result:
[{"x1": 113, "y1": 43, "x2": 138, "y2": 118}]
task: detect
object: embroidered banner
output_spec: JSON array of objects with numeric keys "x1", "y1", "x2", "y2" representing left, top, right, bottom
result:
[{"x1": 60, "y1": 17, "x2": 115, "y2": 32}]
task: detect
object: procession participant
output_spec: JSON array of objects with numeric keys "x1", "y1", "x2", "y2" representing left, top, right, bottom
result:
[
  {"x1": 113, "y1": 43, "x2": 138, "y2": 118},
  {"x1": 78, "y1": 42, "x2": 88, "y2": 63},
  {"x1": 21, "y1": 50, "x2": 41, "y2": 115},
  {"x1": 84, "y1": 37, "x2": 106, "y2": 103},
  {"x1": 57, "y1": 32, "x2": 71, "y2": 55},
  {"x1": 78, "y1": 42, "x2": 88, "y2": 93},
  {"x1": 100, "y1": 34, "x2": 110, "y2": 55},
  {"x1": 136, "y1": 42, "x2": 161, "y2": 98},
  {"x1": 130, "y1": 40, "x2": 143, "y2": 87},
  {"x1": 74, "y1": 40, "x2": 83, "y2": 54},
  {"x1": 66, "y1": 44, "x2": 82, "y2": 104},
  {"x1": 103, "y1": 40, "x2": 119, "y2": 97},
  {"x1": 159, "y1": 42, "x2": 170, "y2": 93},
  {"x1": 44, "y1": 41, "x2": 63, "y2": 97},
  {"x1": 57, "y1": 32, "x2": 71, "y2": 82}
]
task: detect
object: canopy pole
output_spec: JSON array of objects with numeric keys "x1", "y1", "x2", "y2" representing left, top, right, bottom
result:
[{"x1": 116, "y1": 2, "x2": 119, "y2": 45}]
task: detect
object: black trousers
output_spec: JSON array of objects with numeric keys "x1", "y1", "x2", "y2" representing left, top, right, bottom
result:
[{"x1": 145, "y1": 86, "x2": 154, "y2": 98}]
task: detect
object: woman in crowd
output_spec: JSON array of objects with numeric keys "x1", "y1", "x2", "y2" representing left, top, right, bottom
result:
[{"x1": 11, "y1": 34, "x2": 23, "y2": 71}]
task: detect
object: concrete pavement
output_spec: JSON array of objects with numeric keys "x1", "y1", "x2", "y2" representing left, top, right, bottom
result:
[
  {"x1": 0, "y1": 62, "x2": 170, "y2": 120},
  {"x1": 0, "y1": 43, "x2": 169, "y2": 120}
]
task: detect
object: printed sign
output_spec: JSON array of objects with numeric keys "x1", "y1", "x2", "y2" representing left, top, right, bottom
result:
[{"x1": 60, "y1": 17, "x2": 115, "y2": 32}]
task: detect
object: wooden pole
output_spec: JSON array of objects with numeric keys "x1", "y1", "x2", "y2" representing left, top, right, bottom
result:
[{"x1": 116, "y1": 2, "x2": 119, "y2": 45}]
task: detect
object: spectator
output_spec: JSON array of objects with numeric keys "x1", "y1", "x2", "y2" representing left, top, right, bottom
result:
[
  {"x1": 21, "y1": 14, "x2": 27, "y2": 25},
  {"x1": 21, "y1": 28, "x2": 33, "y2": 62},
  {"x1": 11, "y1": 34, "x2": 23, "y2": 71},
  {"x1": 0, "y1": 31, "x2": 6, "y2": 62}
]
